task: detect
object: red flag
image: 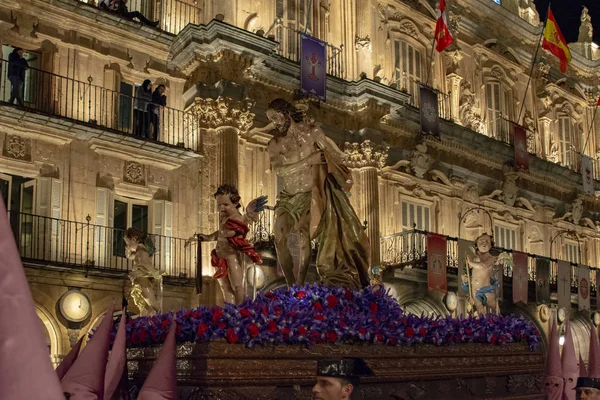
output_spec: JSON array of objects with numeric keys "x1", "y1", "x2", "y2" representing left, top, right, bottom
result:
[
  {"x1": 434, "y1": 0, "x2": 454, "y2": 52},
  {"x1": 427, "y1": 233, "x2": 448, "y2": 294},
  {"x1": 512, "y1": 251, "x2": 528, "y2": 305},
  {"x1": 541, "y1": 8, "x2": 571, "y2": 73},
  {"x1": 514, "y1": 125, "x2": 529, "y2": 171},
  {"x1": 597, "y1": 96, "x2": 600, "y2": 106}
]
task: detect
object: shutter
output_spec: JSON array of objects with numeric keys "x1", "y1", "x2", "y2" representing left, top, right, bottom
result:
[
  {"x1": 152, "y1": 200, "x2": 165, "y2": 273},
  {"x1": 424, "y1": 208, "x2": 430, "y2": 231},
  {"x1": 94, "y1": 188, "x2": 113, "y2": 268},
  {"x1": 37, "y1": 177, "x2": 51, "y2": 217},
  {"x1": 401, "y1": 201, "x2": 408, "y2": 230},
  {"x1": 164, "y1": 201, "x2": 173, "y2": 275},
  {"x1": 50, "y1": 179, "x2": 62, "y2": 261}
]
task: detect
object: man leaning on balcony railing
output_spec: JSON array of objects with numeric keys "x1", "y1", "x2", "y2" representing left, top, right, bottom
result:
[{"x1": 99, "y1": 0, "x2": 159, "y2": 28}]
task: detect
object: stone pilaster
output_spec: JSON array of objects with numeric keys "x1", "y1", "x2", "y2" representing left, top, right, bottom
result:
[
  {"x1": 446, "y1": 73, "x2": 463, "y2": 124},
  {"x1": 537, "y1": 116, "x2": 553, "y2": 161},
  {"x1": 344, "y1": 140, "x2": 389, "y2": 266}
]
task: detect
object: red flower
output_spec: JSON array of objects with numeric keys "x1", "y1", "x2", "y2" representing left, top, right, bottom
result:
[
  {"x1": 248, "y1": 324, "x2": 260, "y2": 337},
  {"x1": 212, "y1": 309, "x2": 223, "y2": 323},
  {"x1": 218, "y1": 322, "x2": 226, "y2": 329},
  {"x1": 376, "y1": 334, "x2": 383, "y2": 342},
  {"x1": 465, "y1": 328, "x2": 472, "y2": 336},
  {"x1": 197, "y1": 323, "x2": 208, "y2": 337},
  {"x1": 176, "y1": 325, "x2": 182, "y2": 335},
  {"x1": 314, "y1": 302, "x2": 324, "y2": 311},
  {"x1": 315, "y1": 314, "x2": 325, "y2": 321},
  {"x1": 419, "y1": 327, "x2": 426, "y2": 336},
  {"x1": 326, "y1": 331, "x2": 337, "y2": 342},
  {"x1": 240, "y1": 309, "x2": 251, "y2": 318},
  {"x1": 296, "y1": 291, "x2": 306, "y2": 299},
  {"x1": 344, "y1": 290, "x2": 354, "y2": 300},
  {"x1": 226, "y1": 328, "x2": 238, "y2": 344},
  {"x1": 261, "y1": 306, "x2": 268, "y2": 316},
  {"x1": 265, "y1": 292, "x2": 273, "y2": 298},
  {"x1": 161, "y1": 319, "x2": 170, "y2": 329},
  {"x1": 340, "y1": 321, "x2": 347, "y2": 328},
  {"x1": 389, "y1": 337, "x2": 397, "y2": 345},
  {"x1": 490, "y1": 335, "x2": 497, "y2": 344},
  {"x1": 370, "y1": 302, "x2": 378, "y2": 313},
  {"x1": 140, "y1": 330, "x2": 148, "y2": 343},
  {"x1": 327, "y1": 295, "x2": 338, "y2": 308},
  {"x1": 358, "y1": 327, "x2": 367, "y2": 335},
  {"x1": 298, "y1": 326, "x2": 307, "y2": 336},
  {"x1": 282, "y1": 327, "x2": 291, "y2": 336},
  {"x1": 192, "y1": 311, "x2": 201, "y2": 319},
  {"x1": 405, "y1": 327, "x2": 415, "y2": 338},
  {"x1": 268, "y1": 320, "x2": 277, "y2": 333}
]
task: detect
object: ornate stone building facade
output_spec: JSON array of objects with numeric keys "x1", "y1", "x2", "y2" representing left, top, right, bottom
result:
[{"x1": 2, "y1": 0, "x2": 600, "y2": 372}]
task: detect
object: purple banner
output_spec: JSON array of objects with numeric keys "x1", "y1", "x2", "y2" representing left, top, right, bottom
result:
[{"x1": 301, "y1": 34, "x2": 327, "y2": 101}]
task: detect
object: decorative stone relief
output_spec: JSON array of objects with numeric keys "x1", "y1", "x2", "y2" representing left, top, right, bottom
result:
[
  {"x1": 557, "y1": 196, "x2": 584, "y2": 225},
  {"x1": 445, "y1": 50, "x2": 463, "y2": 75},
  {"x1": 398, "y1": 20, "x2": 419, "y2": 39},
  {"x1": 409, "y1": 143, "x2": 432, "y2": 178},
  {"x1": 3, "y1": 135, "x2": 30, "y2": 161},
  {"x1": 523, "y1": 111, "x2": 537, "y2": 153},
  {"x1": 355, "y1": 36, "x2": 371, "y2": 52},
  {"x1": 459, "y1": 81, "x2": 484, "y2": 133},
  {"x1": 448, "y1": 11, "x2": 461, "y2": 36},
  {"x1": 188, "y1": 97, "x2": 255, "y2": 137},
  {"x1": 124, "y1": 161, "x2": 145, "y2": 185},
  {"x1": 578, "y1": 7, "x2": 593, "y2": 43},
  {"x1": 480, "y1": 172, "x2": 518, "y2": 207},
  {"x1": 343, "y1": 140, "x2": 389, "y2": 169}
]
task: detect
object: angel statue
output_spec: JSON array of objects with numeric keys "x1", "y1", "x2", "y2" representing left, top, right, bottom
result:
[
  {"x1": 124, "y1": 227, "x2": 164, "y2": 316},
  {"x1": 195, "y1": 185, "x2": 268, "y2": 305},
  {"x1": 461, "y1": 233, "x2": 513, "y2": 316}
]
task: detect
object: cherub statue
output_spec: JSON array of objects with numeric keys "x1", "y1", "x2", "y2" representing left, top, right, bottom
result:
[
  {"x1": 197, "y1": 185, "x2": 267, "y2": 305},
  {"x1": 124, "y1": 228, "x2": 164, "y2": 316},
  {"x1": 461, "y1": 233, "x2": 512, "y2": 316}
]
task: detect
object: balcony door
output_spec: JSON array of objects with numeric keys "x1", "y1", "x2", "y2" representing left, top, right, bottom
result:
[
  {"x1": 1, "y1": 45, "x2": 40, "y2": 106},
  {"x1": 113, "y1": 198, "x2": 149, "y2": 258},
  {"x1": 19, "y1": 180, "x2": 36, "y2": 259}
]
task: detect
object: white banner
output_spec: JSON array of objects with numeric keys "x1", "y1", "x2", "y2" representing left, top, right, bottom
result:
[
  {"x1": 557, "y1": 261, "x2": 571, "y2": 311},
  {"x1": 579, "y1": 265, "x2": 591, "y2": 312},
  {"x1": 582, "y1": 155, "x2": 595, "y2": 195}
]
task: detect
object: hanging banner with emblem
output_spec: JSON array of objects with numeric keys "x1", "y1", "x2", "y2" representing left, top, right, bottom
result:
[
  {"x1": 427, "y1": 233, "x2": 447, "y2": 294},
  {"x1": 582, "y1": 155, "x2": 595, "y2": 196},
  {"x1": 579, "y1": 265, "x2": 591, "y2": 311},
  {"x1": 512, "y1": 251, "x2": 528, "y2": 305},
  {"x1": 557, "y1": 260, "x2": 571, "y2": 311},
  {"x1": 536, "y1": 257, "x2": 550, "y2": 304},
  {"x1": 514, "y1": 124, "x2": 529, "y2": 171},
  {"x1": 300, "y1": 34, "x2": 327, "y2": 101},
  {"x1": 419, "y1": 85, "x2": 440, "y2": 140}
]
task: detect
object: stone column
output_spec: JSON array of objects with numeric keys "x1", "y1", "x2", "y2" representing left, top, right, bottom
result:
[
  {"x1": 354, "y1": 0, "x2": 373, "y2": 79},
  {"x1": 537, "y1": 116, "x2": 553, "y2": 161},
  {"x1": 344, "y1": 140, "x2": 389, "y2": 266},
  {"x1": 446, "y1": 73, "x2": 463, "y2": 124}
]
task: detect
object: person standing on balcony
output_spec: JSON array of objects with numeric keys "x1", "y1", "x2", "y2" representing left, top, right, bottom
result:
[
  {"x1": 115, "y1": 0, "x2": 159, "y2": 27},
  {"x1": 148, "y1": 84, "x2": 166, "y2": 141},
  {"x1": 8, "y1": 48, "x2": 28, "y2": 106},
  {"x1": 134, "y1": 79, "x2": 152, "y2": 138}
]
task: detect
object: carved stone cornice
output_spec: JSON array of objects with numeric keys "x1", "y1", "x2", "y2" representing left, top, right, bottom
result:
[
  {"x1": 343, "y1": 140, "x2": 389, "y2": 169},
  {"x1": 187, "y1": 97, "x2": 255, "y2": 136}
]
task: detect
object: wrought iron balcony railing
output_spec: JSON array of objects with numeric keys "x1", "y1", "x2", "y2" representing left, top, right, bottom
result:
[
  {"x1": 8, "y1": 211, "x2": 197, "y2": 279},
  {"x1": 381, "y1": 228, "x2": 596, "y2": 293},
  {"x1": 75, "y1": 0, "x2": 203, "y2": 35},
  {"x1": 0, "y1": 59, "x2": 199, "y2": 152}
]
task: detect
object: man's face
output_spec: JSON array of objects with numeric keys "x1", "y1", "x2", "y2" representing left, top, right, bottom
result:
[
  {"x1": 17, "y1": 50, "x2": 23, "y2": 58},
  {"x1": 216, "y1": 194, "x2": 237, "y2": 219},
  {"x1": 578, "y1": 387, "x2": 600, "y2": 400},
  {"x1": 266, "y1": 109, "x2": 290, "y2": 135},
  {"x1": 476, "y1": 235, "x2": 492, "y2": 254},
  {"x1": 312, "y1": 377, "x2": 353, "y2": 400}
]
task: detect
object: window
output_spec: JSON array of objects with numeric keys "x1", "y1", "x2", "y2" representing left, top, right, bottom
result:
[
  {"x1": 485, "y1": 81, "x2": 510, "y2": 142},
  {"x1": 494, "y1": 225, "x2": 517, "y2": 250},
  {"x1": 558, "y1": 115, "x2": 575, "y2": 167},
  {"x1": 118, "y1": 82, "x2": 134, "y2": 131},
  {"x1": 276, "y1": 0, "x2": 310, "y2": 59},
  {"x1": 402, "y1": 201, "x2": 430, "y2": 231},
  {"x1": 395, "y1": 40, "x2": 422, "y2": 103},
  {"x1": 565, "y1": 242, "x2": 580, "y2": 264},
  {"x1": 113, "y1": 199, "x2": 149, "y2": 257}
]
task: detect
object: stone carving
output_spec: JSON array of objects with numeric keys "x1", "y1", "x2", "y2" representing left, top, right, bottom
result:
[
  {"x1": 480, "y1": 173, "x2": 518, "y2": 207},
  {"x1": 448, "y1": 11, "x2": 461, "y2": 36},
  {"x1": 523, "y1": 111, "x2": 536, "y2": 153},
  {"x1": 463, "y1": 185, "x2": 479, "y2": 204},
  {"x1": 355, "y1": 35, "x2": 371, "y2": 52},
  {"x1": 409, "y1": 143, "x2": 432, "y2": 178},
  {"x1": 343, "y1": 140, "x2": 389, "y2": 169},
  {"x1": 558, "y1": 196, "x2": 584, "y2": 225},
  {"x1": 188, "y1": 97, "x2": 255, "y2": 137},
  {"x1": 124, "y1": 228, "x2": 163, "y2": 316},
  {"x1": 124, "y1": 161, "x2": 145, "y2": 185},
  {"x1": 398, "y1": 20, "x2": 419, "y2": 39},
  {"x1": 4, "y1": 135, "x2": 28, "y2": 160},
  {"x1": 578, "y1": 7, "x2": 593, "y2": 43},
  {"x1": 445, "y1": 50, "x2": 463, "y2": 75},
  {"x1": 535, "y1": 62, "x2": 551, "y2": 81},
  {"x1": 459, "y1": 81, "x2": 484, "y2": 133}
]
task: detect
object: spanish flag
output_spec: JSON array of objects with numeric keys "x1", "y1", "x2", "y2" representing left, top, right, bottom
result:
[{"x1": 541, "y1": 8, "x2": 571, "y2": 73}]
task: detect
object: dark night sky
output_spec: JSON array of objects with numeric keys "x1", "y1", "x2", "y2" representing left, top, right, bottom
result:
[{"x1": 534, "y1": 0, "x2": 600, "y2": 44}]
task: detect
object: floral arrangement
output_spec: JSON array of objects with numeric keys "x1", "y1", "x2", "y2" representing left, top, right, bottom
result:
[{"x1": 113, "y1": 284, "x2": 540, "y2": 350}]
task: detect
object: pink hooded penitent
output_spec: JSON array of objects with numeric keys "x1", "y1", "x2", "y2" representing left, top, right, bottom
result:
[
  {"x1": 138, "y1": 320, "x2": 178, "y2": 400},
  {"x1": 62, "y1": 304, "x2": 115, "y2": 400},
  {"x1": 55, "y1": 336, "x2": 84, "y2": 381},
  {"x1": 562, "y1": 319, "x2": 579, "y2": 400},
  {"x1": 543, "y1": 320, "x2": 563, "y2": 400},
  {"x1": 104, "y1": 308, "x2": 127, "y2": 400},
  {"x1": 0, "y1": 197, "x2": 65, "y2": 400},
  {"x1": 589, "y1": 326, "x2": 600, "y2": 377},
  {"x1": 580, "y1": 353, "x2": 588, "y2": 377}
]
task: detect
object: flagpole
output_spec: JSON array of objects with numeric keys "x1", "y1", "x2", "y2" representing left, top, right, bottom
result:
[
  {"x1": 425, "y1": 36, "x2": 436, "y2": 86},
  {"x1": 517, "y1": 4, "x2": 550, "y2": 124}
]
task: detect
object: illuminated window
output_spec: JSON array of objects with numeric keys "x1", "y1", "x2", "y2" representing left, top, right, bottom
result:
[
  {"x1": 401, "y1": 200, "x2": 430, "y2": 231},
  {"x1": 494, "y1": 225, "x2": 517, "y2": 250},
  {"x1": 394, "y1": 40, "x2": 422, "y2": 103},
  {"x1": 485, "y1": 81, "x2": 511, "y2": 142},
  {"x1": 558, "y1": 115, "x2": 575, "y2": 167}
]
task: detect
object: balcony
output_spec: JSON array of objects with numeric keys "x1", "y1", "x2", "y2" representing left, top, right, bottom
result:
[
  {"x1": 381, "y1": 229, "x2": 596, "y2": 296},
  {"x1": 0, "y1": 59, "x2": 199, "y2": 153},
  {"x1": 8, "y1": 211, "x2": 198, "y2": 280}
]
